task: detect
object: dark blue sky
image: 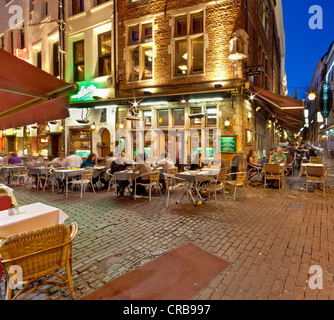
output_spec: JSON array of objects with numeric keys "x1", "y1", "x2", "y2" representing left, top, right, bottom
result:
[{"x1": 282, "y1": 0, "x2": 334, "y2": 99}]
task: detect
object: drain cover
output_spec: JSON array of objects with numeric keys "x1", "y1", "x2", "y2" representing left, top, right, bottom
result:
[{"x1": 289, "y1": 204, "x2": 302, "y2": 210}]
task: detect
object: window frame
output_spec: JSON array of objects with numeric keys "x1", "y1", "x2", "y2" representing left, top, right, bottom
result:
[
  {"x1": 73, "y1": 39, "x2": 85, "y2": 82},
  {"x1": 157, "y1": 109, "x2": 169, "y2": 128},
  {"x1": 53, "y1": 41, "x2": 60, "y2": 77},
  {"x1": 72, "y1": 0, "x2": 84, "y2": 16},
  {"x1": 172, "y1": 108, "x2": 185, "y2": 127},
  {"x1": 98, "y1": 31, "x2": 112, "y2": 77}
]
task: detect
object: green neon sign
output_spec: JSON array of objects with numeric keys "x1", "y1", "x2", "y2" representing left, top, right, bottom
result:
[{"x1": 70, "y1": 84, "x2": 97, "y2": 102}]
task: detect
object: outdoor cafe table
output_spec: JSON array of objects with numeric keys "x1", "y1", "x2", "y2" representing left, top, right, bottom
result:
[
  {"x1": 175, "y1": 169, "x2": 219, "y2": 205},
  {"x1": 0, "y1": 184, "x2": 18, "y2": 207},
  {"x1": 1, "y1": 165, "x2": 26, "y2": 185},
  {"x1": 299, "y1": 163, "x2": 325, "y2": 177},
  {"x1": 28, "y1": 166, "x2": 49, "y2": 189},
  {"x1": 92, "y1": 166, "x2": 107, "y2": 190},
  {"x1": 0, "y1": 202, "x2": 68, "y2": 240},
  {"x1": 52, "y1": 168, "x2": 86, "y2": 197}
]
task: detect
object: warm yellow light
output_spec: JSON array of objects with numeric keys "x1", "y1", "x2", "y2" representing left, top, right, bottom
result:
[
  {"x1": 90, "y1": 123, "x2": 96, "y2": 130},
  {"x1": 224, "y1": 118, "x2": 230, "y2": 127},
  {"x1": 308, "y1": 93, "x2": 316, "y2": 101},
  {"x1": 248, "y1": 112, "x2": 252, "y2": 119}
]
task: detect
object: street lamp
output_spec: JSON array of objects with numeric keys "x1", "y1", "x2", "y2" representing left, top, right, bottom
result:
[{"x1": 308, "y1": 93, "x2": 316, "y2": 101}]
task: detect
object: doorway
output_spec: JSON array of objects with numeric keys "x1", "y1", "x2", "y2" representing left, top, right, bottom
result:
[
  {"x1": 100, "y1": 129, "x2": 111, "y2": 157},
  {"x1": 6, "y1": 136, "x2": 16, "y2": 153}
]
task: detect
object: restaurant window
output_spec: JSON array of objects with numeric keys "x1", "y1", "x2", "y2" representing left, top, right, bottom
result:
[
  {"x1": 37, "y1": 51, "x2": 42, "y2": 69},
  {"x1": 42, "y1": 0, "x2": 48, "y2": 18},
  {"x1": 98, "y1": 32, "x2": 112, "y2": 77},
  {"x1": 206, "y1": 106, "x2": 217, "y2": 126},
  {"x1": 73, "y1": 40, "x2": 85, "y2": 82},
  {"x1": 20, "y1": 24, "x2": 25, "y2": 49},
  {"x1": 0, "y1": 35, "x2": 4, "y2": 50},
  {"x1": 72, "y1": 0, "x2": 84, "y2": 15},
  {"x1": 143, "y1": 110, "x2": 152, "y2": 127},
  {"x1": 69, "y1": 128, "x2": 92, "y2": 157},
  {"x1": 53, "y1": 42, "x2": 60, "y2": 77},
  {"x1": 157, "y1": 110, "x2": 169, "y2": 127},
  {"x1": 173, "y1": 11, "x2": 204, "y2": 76},
  {"x1": 190, "y1": 106, "x2": 202, "y2": 126},
  {"x1": 172, "y1": 109, "x2": 185, "y2": 127},
  {"x1": 259, "y1": 0, "x2": 269, "y2": 35},
  {"x1": 127, "y1": 22, "x2": 153, "y2": 81}
]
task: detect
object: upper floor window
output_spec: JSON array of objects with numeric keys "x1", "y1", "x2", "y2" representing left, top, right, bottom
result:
[
  {"x1": 127, "y1": 22, "x2": 153, "y2": 81},
  {"x1": 98, "y1": 32, "x2": 112, "y2": 77},
  {"x1": 0, "y1": 35, "x2": 4, "y2": 50},
  {"x1": 53, "y1": 42, "x2": 60, "y2": 77},
  {"x1": 96, "y1": 0, "x2": 110, "y2": 5},
  {"x1": 259, "y1": 0, "x2": 269, "y2": 35},
  {"x1": 42, "y1": 0, "x2": 48, "y2": 18},
  {"x1": 73, "y1": 40, "x2": 85, "y2": 81},
  {"x1": 72, "y1": 0, "x2": 84, "y2": 16},
  {"x1": 9, "y1": 30, "x2": 13, "y2": 54},
  {"x1": 174, "y1": 11, "x2": 204, "y2": 76},
  {"x1": 37, "y1": 51, "x2": 42, "y2": 69},
  {"x1": 20, "y1": 24, "x2": 25, "y2": 49}
]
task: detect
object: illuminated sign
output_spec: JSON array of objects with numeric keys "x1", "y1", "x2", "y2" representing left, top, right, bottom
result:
[
  {"x1": 15, "y1": 48, "x2": 29, "y2": 61},
  {"x1": 70, "y1": 84, "x2": 97, "y2": 102},
  {"x1": 320, "y1": 82, "x2": 332, "y2": 119}
]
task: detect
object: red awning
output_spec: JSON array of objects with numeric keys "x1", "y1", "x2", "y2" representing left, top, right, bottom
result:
[
  {"x1": 0, "y1": 49, "x2": 73, "y2": 130},
  {"x1": 251, "y1": 86, "x2": 305, "y2": 132}
]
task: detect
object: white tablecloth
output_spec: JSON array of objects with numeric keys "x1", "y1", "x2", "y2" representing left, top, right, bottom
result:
[{"x1": 0, "y1": 202, "x2": 69, "y2": 239}]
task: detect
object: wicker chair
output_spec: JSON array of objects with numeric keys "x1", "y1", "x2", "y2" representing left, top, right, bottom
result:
[
  {"x1": 163, "y1": 173, "x2": 188, "y2": 208},
  {"x1": 12, "y1": 167, "x2": 29, "y2": 186},
  {"x1": 306, "y1": 165, "x2": 326, "y2": 198},
  {"x1": 225, "y1": 172, "x2": 247, "y2": 200},
  {"x1": 263, "y1": 163, "x2": 283, "y2": 189},
  {"x1": 134, "y1": 171, "x2": 162, "y2": 201},
  {"x1": 69, "y1": 170, "x2": 96, "y2": 198},
  {"x1": 200, "y1": 168, "x2": 228, "y2": 208},
  {"x1": 0, "y1": 222, "x2": 78, "y2": 300}
]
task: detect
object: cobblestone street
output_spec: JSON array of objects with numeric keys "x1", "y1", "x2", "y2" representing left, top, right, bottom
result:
[{"x1": 1, "y1": 173, "x2": 334, "y2": 301}]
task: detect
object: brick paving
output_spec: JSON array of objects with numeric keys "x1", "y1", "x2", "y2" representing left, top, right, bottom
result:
[{"x1": 1, "y1": 169, "x2": 334, "y2": 300}]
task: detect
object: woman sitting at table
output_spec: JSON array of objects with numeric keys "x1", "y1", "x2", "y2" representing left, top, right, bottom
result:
[
  {"x1": 81, "y1": 153, "x2": 97, "y2": 168},
  {"x1": 132, "y1": 153, "x2": 152, "y2": 196}
]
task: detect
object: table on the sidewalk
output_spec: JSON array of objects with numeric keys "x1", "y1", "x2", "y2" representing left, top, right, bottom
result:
[
  {"x1": 52, "y1": 168, "x2": 86, "y2": 197},
  {"x1": 0, "y1": 165, "x2": 26, "y2": 185},
  {"x1": 0, "y1": 184, "x2": 18, "y2": 207},
  {"x1": 175, "y1": 169, "x2": 219, "y2": 205},
  {"x1": 0, "y1": 202, "x2": 69, "y2": 239},
  {"x1": 299, "y1": 163, "x2": 325, "y2": 176},
  {"x1": 92, "y1": 166, "x2": 107, "y2": 190},
  {"x1": 113, "y1": 171, "x2": 139, "y2": 196},
  {"x1": 28, "y1": 166, "x2": 49, "y2": 189}
]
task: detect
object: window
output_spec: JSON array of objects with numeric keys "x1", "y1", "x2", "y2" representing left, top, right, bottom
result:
[
  {"x1": 53, "y1": 42, "x2": 60, "y2": 77},
  {"x1": 37, "y1": 51, "x2": 42, "y2": 69},
  {"x1": 157, "y1": 110, "x2": 169, "y2": 127},
  {"x1": 0, "y1": 35, "x2": 4, "y2": 50},
  {"x1": 259, "y1": 0, "x2": 269, "y2": 35},
  {"x1": 72, "y1": 0, "x2": 84, "y2": 15},
  {"x1": 96, "y1": 0, "x2": 109, "y2": 5},
  {"x1": 42, "y1": 0, "x2": 48, "y2": 18},
  {"x1": 9, "y1": 30, "x2": 13, "y2": 54},
  {"x1": 98, "y1": 32, "x2": 111, "y2": 77},
  {"x1": 143, "y1": 110, "x2": 152, "y2": 126},
  {"x1": 127, "y1": 22, "x2": 153, "y2": 81},
  {"x1": 206, "y1": 106, "x2": 217, "y2": 126},
  {"x1": 73, "y1": 40, "x2": 85, "y2": 81},
  {"x1": 172, "y1": 109, "x2": 185, "y2": 126},
  {"x1": 174, "y1": 11, "x2": 204, "y2": 76},
  {"x1": 20, "y1": 24, "x2": 25, "y2": 49},
  {"x1": 190, "y1": 107, "x2": 202, "y2": 126}
]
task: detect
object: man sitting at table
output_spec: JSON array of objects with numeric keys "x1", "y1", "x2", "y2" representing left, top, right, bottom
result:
[
  {"x1": 111, "y1": 152, "x2": 130, "y2": 196},
  {"x1": 153, "y1": 152, "x2": 175, "y2": 171},
  {"x1": 271, "y1": 148, "x2": 287, "y2": 164},
  {"x1": 132, "y1": 153, "x2": 152, "y2": 197},
  {"x1": 51, "y1": 152, "x2": 66, "y2": 167},
  {"x1": 8, "y1": 152, "x2": 22, "y2": 165},
  {"x1": 63, "y1": 150, "x2": 83, "y2": 168}
]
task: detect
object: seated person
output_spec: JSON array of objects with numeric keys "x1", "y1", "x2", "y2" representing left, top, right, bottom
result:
[
  {"x1": 248, "y1": 150, "x2": 262, "y2": 168},
  {"x1": 105, "y1": 151, "x2": 116, "y2": 168},
  {"x1": 271, "y1": 148, "x2": 287, "y2": 164},
  {"x1": 25, "y1": 153, "x2": 38, "y2": 169},
  {"x1": 132, "y1": 153, "x2": 152, "y2": 196},
  {"x1": 208, "y1": 152, "x2": 225, "y2": 169},
  {"x1": 153, "y1": 152, "x2": 175, "y2": 171},
  {"x1": 36, "y1": 155, "x2": 47, "y2": 166},
  {"x1": 51, "y1": 152, "x2": 66, "y2": 167},
  {"x1": 8, "y1": 152, "x2": 22, "y2": 165},
  {"x1": 189, "y1": 153, "x2": 203, "y2": 171},
  {"x1": 111, "y1": 153, "x2": 130, "y2": 196},
  {"x1": 81, "y1": 153, "x2": 97, "y2": 168}
]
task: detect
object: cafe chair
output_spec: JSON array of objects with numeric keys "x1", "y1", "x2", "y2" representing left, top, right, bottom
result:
[
  {"x1": 12, "y1": 167, "x2": 29, "y2": 186},
  {"x1": 40, "y1": 168, "x2": 56, "y2": 192},
  {"x1": 163, "y1": 173, "x2": 189, "y2": 208},
  {"x1": 0, "y1": 222, "x2": 78, "y2": 300},
  {"x1": 134, "y1": 171, "x2": 162, "y2": 201},
  {"x1": 247, "y1": 162, "x2": 263, "y2": 184},
  {"x1": 106, "y1": 169, "x2": 115, "y2": 193},
  {"x1": 263, "y1": 163, "x2": 283, "y2": 189},
  {"x1": 305, "y1": 165, "x2": 326, "y2": 198},
  {"x1": 69, "y1": 170, "x2": 96, "y2": 198},
  {"x1": 285, "y1": 155, "x2": 295, "y2": 176},
  {"x1": 310, "y1": 157, "x2": 324, "y2": 165},
  {"x1": 225, "y1": 172, "x2": 248, "y2": 200},
  {"x1": 199, "y1": 168, "x2": 228, "y2": 208},
  {"x1": 0, "y1": 196, "x2": 12, "y2": 211}
]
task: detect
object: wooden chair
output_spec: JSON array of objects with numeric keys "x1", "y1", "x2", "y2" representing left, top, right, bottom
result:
[
  {"x1": 163, "y1": 173, "x2": 188, "y2": 208},
  {"x1": 164, "y1": 167, "x2": 178, "y2": 175},
  {"x1": 200, "y1": 168, "x2": 228, "y2": 208},
  {"x1": 12, "y1": 167, "x2": 29, "y2": 186},
  {"x1": 69, "y1": 170, "x2": 96, "y2": 198},
  {"x1": 263, "y1": 163, "x2": 283, "y2": 189},
  {"x1": 0, "y1": 222, "x2": 78, "y2": 300},
  {"x1": 310, "y1": 157, "x2": 324, "y2": 165},
  {"x1": 225, "y1": 172, "x2": 247, "y2": 200},
  {"x1": 134, "y1": 171, "x2": 162, "y2": 201},
  {"x1": 0, "y1": 195, "x2": 12, "y2": 211},
  {"x1": 285, "y1": 155, "x2": 295, "y2": 175},
  {"x1": 306, "y1": 165, "x2": 326, "y2": 198}
]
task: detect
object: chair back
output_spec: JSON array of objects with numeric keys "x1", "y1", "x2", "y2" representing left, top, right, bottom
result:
[
  {"x1": 0, "y1": 223, "x2": 77, "y2": 282},
  {"x1": 306, "y1": 165, "x2": 324, "y2": 177},
  {"x1": 236, "y1": 172, "x2": 247, "y2": 184},
  {"x1": 18, "y1": 167, "x2": 29, "y2": 175},
  {"x1": 310, "y1": 157, "x2": 324, "y2": 165},
  {"x1": 0, "y1": 196, "x2": 12, "y2": 211},
  {"x1": 165, "y1": 167, "x2": 178, "y2": 175},
  {"x1": 217, "y1": 167, "x2": 228, "y2": 183},
  {"x1": 286, "y1": 155, "x2": 293, "y2": 164},
  {"x1": 264, "y1": 163, "x2": 280, "y2": 174},
  {"x1": 150, "y1": 171, "x2": 160, "y2": 184},
  {"x1": 82, "y1": 170, "x2": 93, "y2": 180}
]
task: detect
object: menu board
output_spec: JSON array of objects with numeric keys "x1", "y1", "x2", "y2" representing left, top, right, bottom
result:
[
  {"x1": 206, "y1": 148, "x2": 214, "y2": 157},
  {"x1": 221, "y1": 137, "x2": 237, "y2": 153}
]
